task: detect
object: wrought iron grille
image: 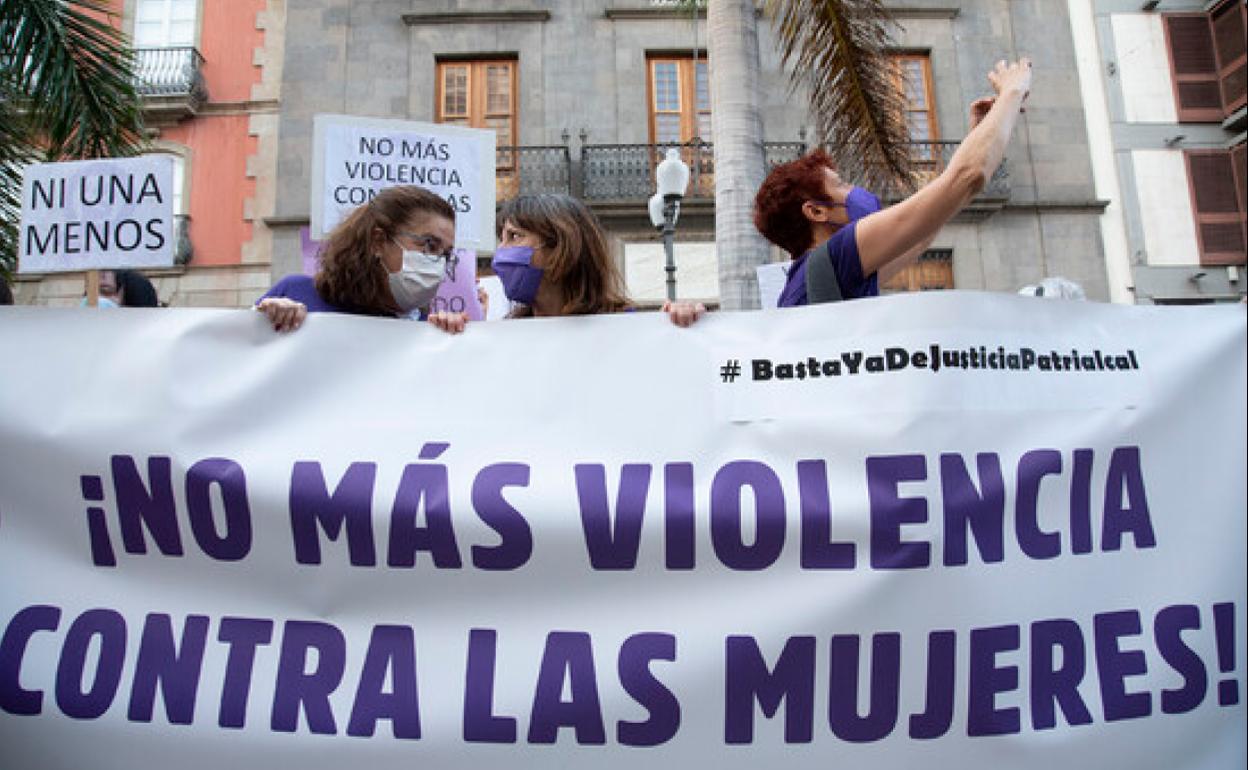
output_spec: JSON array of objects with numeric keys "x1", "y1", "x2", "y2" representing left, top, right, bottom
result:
[
  {"x1": 578, "y1": 141, "x2": 1006, "y2": 202},
  {"x1": 581, "y1": 142, "x2": 717, "y2": 200},
  {"x1": 495, "y1": 146, "x2": 572, "y2": 200},
  {"x1": 829, "y1": 141, "x2": 1011, "y2": 200},
  {"x1": 134, "y1": 47, "x2": 207, "y2": 102}
]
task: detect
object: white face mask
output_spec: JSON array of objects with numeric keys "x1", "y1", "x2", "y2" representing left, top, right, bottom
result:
[
  {"x1": 386, "y1": 247, "x2": 445, "y2": 313},
  {"x1": 80, "y1": 296, "x2": 120, "y2": 309}
]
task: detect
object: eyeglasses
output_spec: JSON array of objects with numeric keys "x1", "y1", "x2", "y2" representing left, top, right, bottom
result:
[
  {"x1": 396, "y1": 232, "x2": 459, "y2": 278},
  {"x1": 806, "y1": 199, "x2": 846, "y2": 209}
]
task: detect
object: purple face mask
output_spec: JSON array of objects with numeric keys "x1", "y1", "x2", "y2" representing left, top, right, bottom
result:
[
  {"x1": 844, "y1": 186, "x2": 882, "y2": 221},
  {"x1": 492, "y1": 245, "x2": 544, "y2": 305}
]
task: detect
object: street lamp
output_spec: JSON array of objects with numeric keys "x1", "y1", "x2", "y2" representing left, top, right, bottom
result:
[{"x1": 648, "y1": 148, "x2": 690, "y2": 302}]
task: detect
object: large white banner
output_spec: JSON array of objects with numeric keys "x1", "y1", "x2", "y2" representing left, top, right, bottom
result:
[
  {"x1": 310, "y1": 114, "x2": 495, "y2": 249},
  {"x1": 18, "y1": 156, "x2": 175, "y2": 273},
  {"x1": 0, "y1": 293, "x2": 1244, "y2": 769}
]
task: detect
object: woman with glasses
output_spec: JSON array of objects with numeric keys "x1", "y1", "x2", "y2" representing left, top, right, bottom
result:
[
  {"x1": 257, "y1": 185, "x2": 458, "y2": 331},
  {"x1": 428, "y1": 193, "x2": 704, "y2": 332}
]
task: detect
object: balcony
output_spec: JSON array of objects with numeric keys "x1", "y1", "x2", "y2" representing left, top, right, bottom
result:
[
  {"x1": 582, "y1": 142, "x2": 712, "y2": 201},
  {"x1": 578, "y1": 140, "x2": 1009, "y2": 210},
  {"x1": 134, "y1": 47, "x2": 207, "y2": 125},
  {"x1": 495, "y1": 146, "x2": 572, "y2": 201},
  {"x1": 579, "y1": 141, "x2": 806, "y2": 200}
]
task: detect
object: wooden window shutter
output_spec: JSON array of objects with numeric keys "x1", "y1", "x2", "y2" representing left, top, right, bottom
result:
[
  {"x1": 1210, "y1": 0, "x2": 1246, "y2": 115},
  {"x1": 1164, "y1": 14, "x2": 1223, "y2": 122},
  {"x1": 1186, "y1": 149, "x2": 1247, "y2": 265},
  {"x1": 879, "y1": 249, "x2": 954, "y2": 293},
  {"x1": 1232, "y1": 142, "x2": 1247, "y2": 218}
]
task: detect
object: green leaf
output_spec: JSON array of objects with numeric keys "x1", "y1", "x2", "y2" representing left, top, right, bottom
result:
[
  {"x1": 765, "y1": 0, "x2": 917, "y2": 192},
  {"x1": 0, "y1": 0, "x2": 149, "y2": 276}
]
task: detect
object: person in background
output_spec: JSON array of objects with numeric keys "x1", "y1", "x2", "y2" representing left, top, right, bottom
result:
[
  {"x1": 755, "y1": 58, "x2": 1032, "y2": 307},
  {"x1": 429, "y1": 193, "x2": 702, "y2": 332},
  {"x1": 111, "y1": 269, "x2": 160, "y2": 307},
  {"x1": 257, "y1": 185, "x2": 457, "y2": 332}
]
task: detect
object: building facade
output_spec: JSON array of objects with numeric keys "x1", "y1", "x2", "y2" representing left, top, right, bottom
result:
[
  {"x1": 1069, "y1": 0, "x2": 1245, "y2": 304},
  {"x1": 268, "y1": 0, "x2": 1112, "y2": 306},
  {"x1": 13, "y1": 0, "x2": 285, "y2": 307}
]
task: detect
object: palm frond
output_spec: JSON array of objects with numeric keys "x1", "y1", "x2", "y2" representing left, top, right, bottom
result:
[
  {"x1": 1, "y1": 0, "x2": 147, "y2": 158},
  {"x1": 0, "y1": 72, "x2": 37, "y2": 280},
  {"x1": 0, "y1": 0, "x2": 148, "y2": 275},
  {"x1": 765, "y1": 0, "x2": 917, "y2": 192}
]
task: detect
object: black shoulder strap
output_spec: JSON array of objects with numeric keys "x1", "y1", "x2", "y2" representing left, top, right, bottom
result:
[{"x1": 804, "y1": 239, "x2": 843, "y2": 304}]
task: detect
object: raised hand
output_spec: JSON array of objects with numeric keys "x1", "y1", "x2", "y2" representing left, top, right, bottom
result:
[{"x1": 988, "y1": 57, "x2": 1032, "y2": 101}]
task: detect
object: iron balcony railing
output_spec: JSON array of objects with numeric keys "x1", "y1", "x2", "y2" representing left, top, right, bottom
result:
[
  {"x1": 495, "y1": 146, "x2": 572, "y2": 200},
  {"x1": 831, "y1": 141, "x2": 1011, "y2": 201},
  {"x1": 581, "y1": 141, "x2": 718, "y2": 200},
  {"x1": 579, "y1": 140, "x2": 1009, "y2": 201},
  {"x1": 134, "y1": 46, "x2": 207, "y2": 103}
]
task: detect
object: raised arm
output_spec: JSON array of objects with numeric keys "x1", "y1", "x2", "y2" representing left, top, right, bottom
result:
[{"x1": 854, "y1": 59, "x2": 1031, "y2": 277}]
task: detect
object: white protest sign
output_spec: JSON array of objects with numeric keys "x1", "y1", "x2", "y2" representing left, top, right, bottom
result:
[
  {"x1": 479, "y1": 274, "x2": 510, "y2": 320},
  {"x1": 756, "y1": 262, "x2": 789, "y2": 308},
  {"x1": 311, "y1": 114, "x2": 495, "y2": 250},
  {"x1": 18, "y1": 156, "x2": 175, "y2": 273},
  {"x1": 0, "y1": 294, "x2": 1244, "y2": 769}
]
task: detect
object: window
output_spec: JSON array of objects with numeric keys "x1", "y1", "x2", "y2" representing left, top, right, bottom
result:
[
  {"x1": 145, "y1": 151, "x2": 192, "y2": 263},
  {"x1": 879, "y1": 249, "x2": 954, "y2": 293},
  {"x1": 132, "y1": 0, "x2": 199, "y2": 95},
  {"x1": 647, "y1": 56, "x2": 713, "y2": 196},
  {"x1": 1185, "y1": 148, "x2": 1247, "y2": 265},
  {"x1": 887, "y1": 53, "x2": 939, "y2": 177},
  {"x1": 134, "y1": 0, "x2": 196, "y2": 47},
  {"x1": 1210, "y1": 0, "x2": 1246, "y2": 116},
  {"x1": 1164, "y1": 2, "x2": 1246, "y2": 122},
  {"x1": 647, "y1": 56, "x2": 711, "y2": 145},
  {"x1": 436, "y1": 59, "x2": 517, "y2": 197}
]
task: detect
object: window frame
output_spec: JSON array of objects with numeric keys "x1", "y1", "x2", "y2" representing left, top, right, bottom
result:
[
  {"x1": 646, "y1": 55, "x2": 711, "y2": 146},
  {"x1": 1209, "y1": 0, "x2": 1246, "y2": 116},
  {"x1": 131, "y1": 0, "x2": 200, "y2": 48},
  {"x1": 1162, "y1": 11, "x2": 1230, "y2": 122},
  {"x1": 434, "y1": 58, "x2": 518, "y2": 156},
  {"x1": 889, "y1": 53, "x2": 939, "y2": 140},
  {"x1": 887, "y1": 52, "x2": 940, "y2": 173},
  {"x1": 1184, "y1": 147, "x2": 1247, "y2": 266}
]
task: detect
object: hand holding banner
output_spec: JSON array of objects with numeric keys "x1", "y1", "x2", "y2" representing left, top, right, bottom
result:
[{"x1": 0, "y1": 294, "x2": 1243, "y2": 769}]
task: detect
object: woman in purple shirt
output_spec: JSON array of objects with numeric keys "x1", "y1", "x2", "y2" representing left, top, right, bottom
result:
[
  {"x1": 257, "y1": 185, "x2": 457, "y2": 331},
  {"x1": 755, "y1": 58, "x2": 1032, "y2": 306}
]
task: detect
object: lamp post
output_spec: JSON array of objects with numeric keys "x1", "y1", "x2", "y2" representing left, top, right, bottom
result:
[{"x1": 648, "y1": 148, "x2": 691, "y2": 302}]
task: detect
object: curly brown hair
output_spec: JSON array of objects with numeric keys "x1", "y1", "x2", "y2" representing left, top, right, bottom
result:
[
  {"x1": 314, "y1": 186, "x2": 455, "y2": 315},
  {"x1": 498, "y1": 194, "x2": 631, "y2": 316},
  {"x1": 753, "y1": 149, "x2": 838, "y2": 260}
]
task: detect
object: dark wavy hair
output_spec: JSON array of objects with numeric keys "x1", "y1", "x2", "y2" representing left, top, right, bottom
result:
[
  {"x1": 315, "y1": 186, "x2": 455, "y2": 315},
  {"x1": 497, "y1": 194, "x2": 631, "y2": 316},
  {"x1": 113, "y1": 269, "x2": 159, "y2": 307},
  {"x1": 753, "y1": 149, "x2": 839, "y2": 259}
]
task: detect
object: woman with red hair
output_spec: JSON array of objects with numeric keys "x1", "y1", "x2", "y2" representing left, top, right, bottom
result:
[{"x1": 756, "y1": 58, "x2": 1032, "y2": 306}]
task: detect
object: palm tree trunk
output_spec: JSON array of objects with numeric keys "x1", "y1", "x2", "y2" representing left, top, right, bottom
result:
[{"x1": 708, "y1": 0, "x2": 771, "y2": 311}]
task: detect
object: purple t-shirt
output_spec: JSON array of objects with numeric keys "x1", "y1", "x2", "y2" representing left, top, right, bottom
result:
[
  {"x1": 258, "y1": 274, "x2": 346, "y2": 313},
  {"x1": 776, "y1": 220, "x2": 878, "y2": 307}
]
